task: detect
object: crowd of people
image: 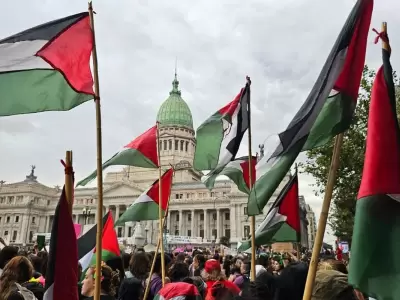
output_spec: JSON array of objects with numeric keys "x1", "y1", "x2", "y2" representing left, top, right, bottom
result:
[{"x1": 0, "y1": 244, "x2": 366, "y2": 300}]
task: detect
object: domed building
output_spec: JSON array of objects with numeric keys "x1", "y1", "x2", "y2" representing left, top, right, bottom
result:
[{"x1": 0, "y1": 73, "x2": 308, "y2": 249}]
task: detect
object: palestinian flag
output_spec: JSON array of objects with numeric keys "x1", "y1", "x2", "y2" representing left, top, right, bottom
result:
[
  {"x1": 202, "y1": 156, "x2": 256, "y2": 194},
  {"x1": 115, "y1": 168, "x2": 174, "y2": 226},
  {"x1": 78, "y1": 211, "x2": 120, "y2": 273},
  {"x1": 239, "y1": 172, "x2": 300, "y2": 251},
  {"x1": 247, "y1": 0, "x2": 373, "y2": 215},
  {"x1": 44, "y1": 186, "x2": 78, "y2": 300},
  {"x1": 154, "y1": 282, "x2": 202, "y2": 300},
  {"x1": 193, "y1": 82, "x2": 249, "y2": 171},
  {"x1": 348, "y1": 34, "x2": 400, "y2": 300},
  {"x1": 77, "y1": 126, "x2": 159, "y2": 187},
  {"x1": 0, "y1": 13, "x2": 94, "y2": 116}
]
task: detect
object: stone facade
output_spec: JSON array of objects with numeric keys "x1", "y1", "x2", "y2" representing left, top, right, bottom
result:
[
  {"x1": 305, "y1": 203, "x2": 317, "y2": 249},
  {"x1": 0, "y1": 74, "x2": 310, "y2": 248}
]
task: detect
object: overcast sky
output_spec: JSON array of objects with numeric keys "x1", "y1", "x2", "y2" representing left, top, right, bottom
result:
[{"x1": 1, "y1": 0, "x2": 399, "y2": 244}]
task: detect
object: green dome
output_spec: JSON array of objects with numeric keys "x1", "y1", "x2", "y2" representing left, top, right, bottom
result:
[{"x1": 156, "y1": 74, "x2": 193, "y2": 129}]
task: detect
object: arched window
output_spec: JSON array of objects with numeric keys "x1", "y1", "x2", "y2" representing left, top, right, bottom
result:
[
  {"x1": 175, "y1": 140, "x2": 179, "y2": 150},
  {"x1": 163, "y1": 140, "x2": 167, "y2": 150},
  {"x1": 180, "y1": 140, "x2": 184, "y2": 151},
  {"x1": 159, "y1": 141, "x2": 162, "y2": 151},
  {"x1": 185, "y1": 141, "x2": 189, "y2": 152},
  {"x1": 169, "y1": 140, "x2": 172, "y2": 150}
]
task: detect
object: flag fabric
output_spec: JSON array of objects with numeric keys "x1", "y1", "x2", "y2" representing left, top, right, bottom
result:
[
  {"x1": 193, "y1": 83, "x2": 249, "y2": 171},
  {"x1": 78, "y1": 211, "x2": 120, "y2": 273},
  {"x1": 0, "y1": 13, "x2": 94, "y2": 116},
  {"x1": 44, "y1": 186, "x2": 78, "y2": 300},
  {"x1": 77, "y1": 126, "x2": 159, "y2": 187},
  {"x1": 348, "y1": 35, "x2": 400, "y2": 300},
  {"x1": 154, "y1": 282, "x2": 202, "y2": 300},
  {"x1": 239, "y1": 172, "x2": 300, "y2": 251},
  {"x1": 115, "y1": 168, "x2": 174, "y2": 226},
  {"x1": 202, "y1": 156, "x2": 256, "y2": 194},
  {"x1": 247, "y1": 0, "x2": 373, "y2": 215}
]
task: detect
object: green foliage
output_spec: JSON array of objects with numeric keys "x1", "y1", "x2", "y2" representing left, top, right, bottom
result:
[{"x1": 301, "y1": 65, "x2": 400, "y2": 242}]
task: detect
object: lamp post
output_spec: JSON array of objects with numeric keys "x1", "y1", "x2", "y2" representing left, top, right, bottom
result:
[
  {"x1": 82, "y1": 207, "x2": 93, "y2": 225},
  {"x1": 145, "y1": 227, "x2": 149, "y2": 244}
]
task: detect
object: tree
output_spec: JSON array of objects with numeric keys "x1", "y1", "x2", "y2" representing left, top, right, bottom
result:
[
  {"x1": 219, "y1": 236, "x2": 230, "y2": 247},
  {"x1": 301, "y1": 65, "x2": 400, "y2": 243}
]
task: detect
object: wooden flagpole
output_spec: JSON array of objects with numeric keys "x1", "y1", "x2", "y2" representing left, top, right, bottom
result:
[
  {"x1": 156, "y1": 121, "x2": 166, "y2": 286},
  {"x1": 88, "y1": 3, "x2": 104, "y2": 300},
  {"x1": 64, "y1": 151, "x2": 74, "y2": 216},
  {"x1": 246, "y1": 76, "x2": 257, "y2": 281},
  {"x1": 294, "y1": 163, "x2": 301, "y2": 260},
  {"x1": 143, "y1": 195, "x2": 172, "y2": 300},
  {"x1": 302, "y1": 133, "x2": 344, "y2": 300}
]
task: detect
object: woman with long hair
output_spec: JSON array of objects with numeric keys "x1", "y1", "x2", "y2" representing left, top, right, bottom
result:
[
  {"x1": 81, "y1": 262, "x2": 120, "y2": 300},
  {"x1": 0, "y1": 256, "x2": 44, "y2": 300}
]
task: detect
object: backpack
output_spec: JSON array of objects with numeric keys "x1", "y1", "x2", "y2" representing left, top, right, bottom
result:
[{"x1": 14, "y1": 283, "x2": 38, "y2": 300}]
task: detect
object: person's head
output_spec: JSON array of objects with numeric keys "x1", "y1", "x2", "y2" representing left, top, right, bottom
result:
[
  {"x1": 0, "y1": 246, "x2": 18, "y2": 269},
  {"x1": 272, "y1": 257, "x2": 283, "y2": 272},
  {"x1": 243, "y1": 272, "x2": 276, "y2": 300},
  {"x1": 129, "y1": 252, "x2": 150, "y2": 280},
  {"x1": 176, "y1": 252, "x2": 186, "y2": 262},
  {"x1": 193, "y1": 254, "x2": 206, "y2": 270},
  {"x1": 256, "y1": 255, "x2": 269, "y2": 268},
  {"x1": 240, "y1": 260, "x2": 250, "y2": 275},
  {"x1": 202, "y1": 259, "x2": 222, "y2": 281},
  {"x1": 29, "y1": 254, "x2": 43, "y2": 273},
  {"x1": 168, "y1": 261, "x2": 190, "y2": 282},
  {"x1": 122, "y1": 252, "x2": 131, "y2": 271},
  {"x1": 81, "y1": 263, "x2": 120, "y2": 297},
  {"x1": 0, "y1": 256, "x2": 34, "y2": 299},
  {"x1": 154, "y1": 254, "x2": 172, "y2": 276}
]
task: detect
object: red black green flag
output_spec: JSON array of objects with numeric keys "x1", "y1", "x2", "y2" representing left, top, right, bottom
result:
[{"x1": 348, "y1": 32, "x2": 400, "y2": 300}]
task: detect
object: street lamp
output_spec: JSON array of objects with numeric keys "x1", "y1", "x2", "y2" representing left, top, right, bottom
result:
[
  {"x1": 145, "y1": 227, "x2": 149, "y2": 244},
  {"x1": 82, "y1": 207, "x2": 93, "y2": 225}
]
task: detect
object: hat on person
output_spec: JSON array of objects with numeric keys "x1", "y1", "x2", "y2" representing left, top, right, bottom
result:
[{"x1": 205, "y1": 259, "x2": 221, "y2": 273}]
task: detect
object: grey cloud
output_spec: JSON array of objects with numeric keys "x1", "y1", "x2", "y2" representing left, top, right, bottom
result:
[{"x1": 0, "y1": 0, "x2": 399, "y2": 235}]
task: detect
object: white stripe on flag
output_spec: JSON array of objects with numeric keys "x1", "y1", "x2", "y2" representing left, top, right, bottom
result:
[
  {"x1": 43, "y1": 283, "x2": 54, "y2": 300},
  {"x1": 134, "y1": 191, "x2": 153, "y2": 205},
  {"x1": 79, "y1": 248, "x2": 95, "y2": 271},
  {"x1": 216, "y1": 102, "x2": 241, "y2": 168},
  {"x1": 0, "y1": 40, "x2": 51, "y2": 72}
]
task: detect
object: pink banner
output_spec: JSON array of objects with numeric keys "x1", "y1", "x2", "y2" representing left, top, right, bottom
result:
[{"x1": 74, "y1": 224, "x2": 82, "y2": 238}]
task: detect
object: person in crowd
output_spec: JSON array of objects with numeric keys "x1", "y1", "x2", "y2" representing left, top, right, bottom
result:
[
  {"x1": 271, "y1": 256, "x2": 284, "y2": 276},
  {"x1": 145, "y1": 253, "x2": 172, "y2": 300},
  {"x1": 122, "y1": 253, "x2": 132, "y2": 278},
  {"x1": 168, "y1": 262, "x2": 190, "y2": 282},
  {"x1": 81, "y1": 262, "x2": 120, "y2": 300},
  {"x1": 193, "y1": 254, "x2": 206, "y2": 277},
  {"x1": 118, "y1": 252, "x2": 149, "y2": 300},
  {"x1": 0, "y1": 246, "x2": 18, "y2": 276},
  {"x1": 0, "y1": 256, "x2": 44, "y2": 300},
  {"x1": 202, "y1": 259, "x2": 240, "y2": 299}
]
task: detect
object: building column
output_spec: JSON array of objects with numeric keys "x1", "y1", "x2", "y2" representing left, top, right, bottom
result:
[
  {"x1": 115, "y1": 205, "x2": 120, "y2": 222},
  {"x1": 230, "y1": 205, "x2": 237, "y2": 240},
  {"x1": 191, "y1": 209, "x2": 195, "y2": 237},
  {"x1": 75, "y1": 214, "x2": 79, "y2": 225},
  {"x1": 45, "y1": 216, "x2": 50, "y2": 232},
  {"x1": 167, "y1": 211, "x2": 172, "y2": 235},
  {"x1": 204, "y1": 209, "x2": 208, "y2": 240},
  {"x1": 124, "y1": 224, "x2": 129, "y2": 238},
  {"x1": 179, "y1": 210, "x2": 183, "y2": 236},
  {"x1": 216, "y1": 209, "x2": 221, "y2": 240}
]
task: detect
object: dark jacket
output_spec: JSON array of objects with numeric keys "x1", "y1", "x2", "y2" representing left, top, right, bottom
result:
[{"x1": 118, "y1": 277, "x2": 143, "y2": 300}]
